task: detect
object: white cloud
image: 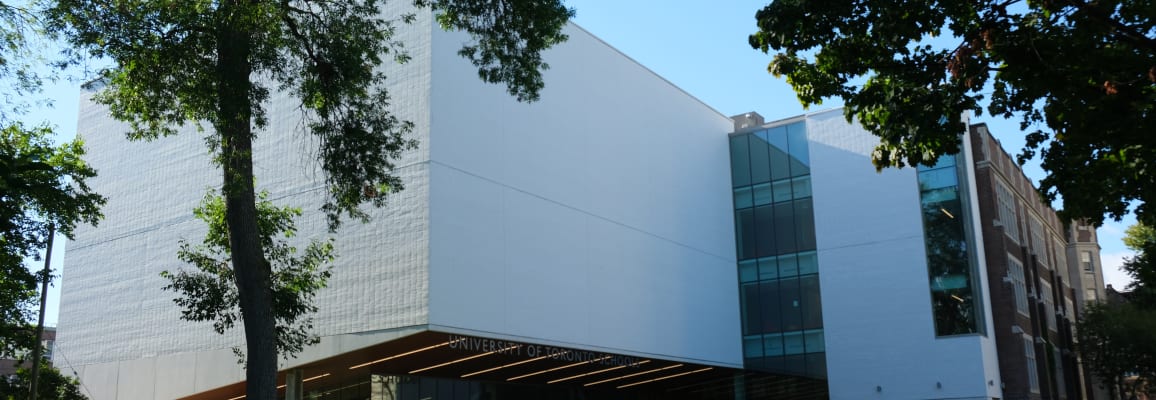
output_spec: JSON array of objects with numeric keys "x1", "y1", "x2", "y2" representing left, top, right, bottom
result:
[{"x1": 1099, "y1": 251, "x2": 1136, "y2": 291}]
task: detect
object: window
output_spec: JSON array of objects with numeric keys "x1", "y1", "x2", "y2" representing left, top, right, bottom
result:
[
  {"x1": 919, "y1": 154, "x2": 982, "y2": 336},
  {"x1": 43, "y1": 339, "x2": 54, "y2": 361},
  {"x1": 1010, "y1": 256, "x2": 1029, "y2": 315},
  {"x1": 1081, "y1": 251, "x2": 1094, "y2": 272},
  {"x1": 1040, "y1": 281, "x2": 1056, "y2": 331},
  {"x1": 1053, "y1": 345, "x2": 1067, "y2": 398},
  {"x1": 1025, "y1": 336, "x2": 1040, "y2": 393},
  {"x1": 996, "y1": 181, "x2": 1020, "y2": 243},
  {"x1": 1029, "y1": 216, "x2": 1047, "y2": 267},
  {"x1": 1065, "y1": 298, "x2": 1076, "y2": 322},
  {"x1": 1054, "y1": 238, "x2": 1068, "y2": 271},
  {"x1": 1086, "y1": 288, "x2": 1098, "y2": 302},
  {"x1": 731, "y1": 126, "x2": 824, "y2": 378}
]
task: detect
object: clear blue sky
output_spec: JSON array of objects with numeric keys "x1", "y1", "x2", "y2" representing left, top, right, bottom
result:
[{"x1": 22, "y1": 0, "x2": 1136, "y2": 326}]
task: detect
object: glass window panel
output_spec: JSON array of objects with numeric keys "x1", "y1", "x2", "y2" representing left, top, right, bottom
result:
[
  {"x1": 739, "y1": 259, "x2": 758, "y2": 283},
  {"x1": 730, "y1": 135, "x2": 751, "y2": 187},
  {"x1": 918, "y1": 154, "x2": 956, "y2": 171},
  {"x1": 797, "y1": 251, "x2": 818, "y2": 275},
  {"x1": 437, "y1": 379, "x2": 455, "y2": 399},
  {"x1": 734, "y1": 186, "x2": 753, "y2": 209},
  {"x1": 418, "y1": 377, "x2": 437, "y2": 400},
  {"x1": 752, "y1": 183, "x2": 772, "y2": 206},
  {"x1": 736, "y1": 208, "x2": 756, "y2": 260},
  {"x1": 919, "y1": 160, "x2": 980, "y2": 336},
  {"x1": 760, "y1": 280, "x2": 782, "y2": 333},
  {"x1": 918, "y1": 168, "x2": 958, "y2": 190},
  {"x1": 744, "y1": 335, "x2": 764, "y2": 358},
  {"x1": 783, "y1": 331, "x2": 806, "y2": 355},
  {"x1": 801, "y1": 275, "x2": 823, "y2": 329},
  {"x1": 453, "y1": 381, "x2": 472, "y2": 400},
  {"x1": 780, "y1": 277, "x2": 802, "y2": 331},
  {"x1": 794, "y1": 198, "x2": 817, "y2": 251},
  {"x1": 742, "y1": 283, "x2": 761, "y2": 335},
  {"x1": 778, "y1": 254, "x2": 799, "y2": 277},
  {"x1": 786, "y1": 122, "x2": 810, "y2": 176},
  {"x1": 768, "y1": 126, "x2": 791, "y2": 181},
  {"x1": 763, "y1": 356, "x2": 786, "y2": 375},
  {"x1": 804, "y1": 329, "x2": 825, "y2": 353},
  {"x1": 755, "y1": 205, "x2": 777, "y2": 257},
  {"x1": 399, "y1": 376, "x2": 419, "y2": 400},
  {"x1": 757, "y1": 256, "x2": 778, "y2": 281},
  {"x1": 805, "y1": 353, "x2": 827, "y2": 379},
  {"x1": 792, "y1": 176, "x2": 812, "y2": 199},
  {"x1": 773, "y1": 201, "x2": 798, "y2": 254},
  {"x1": 771, "y1": 179, "x2": 793, "y2": 204},
  {"x1": 749, "y1": 131, "x2": 772, "y2": 185},
  {"x1": 763, "y1": 333, "x2": 784, "y2": 357},
  {"x1": 922, "y1": 187, "x2": 959, "y2": 204}
]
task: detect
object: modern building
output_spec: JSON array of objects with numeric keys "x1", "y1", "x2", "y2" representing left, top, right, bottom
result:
[{"x1": 55, "y1": 9, "x2": 1107, "y2": 400}]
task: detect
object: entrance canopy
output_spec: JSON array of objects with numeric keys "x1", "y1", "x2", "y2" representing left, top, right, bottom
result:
[{"x1": 180, "y1": 331, "x2": 825, "y2": 399}]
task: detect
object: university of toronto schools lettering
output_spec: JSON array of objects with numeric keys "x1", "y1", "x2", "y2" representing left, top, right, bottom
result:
[{"x1": 446, "y1": 334, "x2": 641, "y2": 368}]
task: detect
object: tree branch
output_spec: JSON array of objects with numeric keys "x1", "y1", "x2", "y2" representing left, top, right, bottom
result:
[{"x1": 1061, "y1": 0, "x2": 1156, "y2": 53}]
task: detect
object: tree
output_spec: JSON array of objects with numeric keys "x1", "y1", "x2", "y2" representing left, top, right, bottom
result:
[
  {"x1": 0, "y1": 1, "x2": 49, "y2": 119},
  {"x1": 0, "y1": 124, "x2": 103, "y2": 361},
  {"x1": 1077, "y1": 302, "x2": 1156, "y2": 399},
  {"x1": 43, "y1": 1, "x2": 572, "y2": 399},
  {"x1": 0, "y1": 362, "x2": 88, "y2": 400},
  {"x1": 1121, "y1": 223, "x2": 1155, "y2": 306},
  {"x1": 161, "y1": 191, "x2": 335, "y2": 361},
  {"x1": 1078, "y1": 223, "x2": 1156, "y2": 399},
  {"x1": 749, "y1": 0, "x2": 1156, "y2": 225}
]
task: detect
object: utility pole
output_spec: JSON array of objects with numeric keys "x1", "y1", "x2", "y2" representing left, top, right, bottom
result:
[{"x1": 28, "y1": 224, "x2": 54, "y2": 400}]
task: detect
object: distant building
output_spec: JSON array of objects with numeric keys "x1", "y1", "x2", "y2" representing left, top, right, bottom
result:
[{"x1": 0, "y1": 327, "x2": 56, "y2": 376}]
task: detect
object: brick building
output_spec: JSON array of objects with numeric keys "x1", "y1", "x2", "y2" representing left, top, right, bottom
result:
[
  {"x1": 970, "y1": 123, "x2": 1100, "y2": 400},
  {"x1": 0, "y1": 327, "x2": 57, "y2": 376}
]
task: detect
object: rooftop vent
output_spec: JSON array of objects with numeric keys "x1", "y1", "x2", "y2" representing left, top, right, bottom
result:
[{"x1": 731, "y1": 112, "x2": 765, "y2": 132}]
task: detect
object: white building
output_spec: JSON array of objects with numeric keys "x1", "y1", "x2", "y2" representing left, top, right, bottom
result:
[{"x1": 58, "y1": 8, "x2": 1083, "y2": 400}]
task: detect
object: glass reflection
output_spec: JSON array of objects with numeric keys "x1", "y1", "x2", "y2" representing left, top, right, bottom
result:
[
  {"x1": 730, "y1": 124, "x2": 825, "y2": 378},
  {"x1": 918, "y1": 154, "x2": 982, "y2": 336}
]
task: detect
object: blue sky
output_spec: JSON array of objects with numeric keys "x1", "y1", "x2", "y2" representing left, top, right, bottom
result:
[{"x1": 22, "y1": 0, "x2": 1136, "y2": 326}]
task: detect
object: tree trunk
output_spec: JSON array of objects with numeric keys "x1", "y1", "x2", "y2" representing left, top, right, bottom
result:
[{"x1": 216, "y1": 2, "x2": 277, "y2": 400}]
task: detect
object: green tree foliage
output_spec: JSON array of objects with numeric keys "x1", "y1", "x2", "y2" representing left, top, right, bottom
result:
[
  {"x1": 0, "y1": 124, "x2": 103, "y2": 359},
  {"x1": 1078, "y1": 302, "x2": 1156, "y2": 399},
  {"x1": 1078, "y1": 223, "x2": 1156, "y2": 398},
  {"x1": 161, "y1": 191, "x2": 334, "y2": 360},
  {"x1": 749, "y1": 0, "x2": 1156, "y2": 225},
  {"x1": 0, "y1": 1, "x2": 48, "y2": 118},
  {"x1": 44, "y1": 1, "x2": 572, "y2": 398},
  {"x1": 0, "y1": 362, "x2": 88, "y2": 400},
  {"x1": 1122, "y1": 223, "x2": 1156, "y2": 306}
]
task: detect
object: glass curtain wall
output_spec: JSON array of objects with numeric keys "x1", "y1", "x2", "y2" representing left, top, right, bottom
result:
[
  {"x1": 917, "y1": 154, "x2": 984, "y2": 336},
  {"x1": 730, "y1": 122, "x2": 825, "y2": 379}
]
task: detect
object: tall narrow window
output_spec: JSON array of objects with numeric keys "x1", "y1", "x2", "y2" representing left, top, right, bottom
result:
[
  {"x1": 1029, "y1": 216, "x2": 1047, "y2": 268},
  {"x1": 1081, "y1": 251, "x2": 1094, "y2": 272},
  {"x1": 1025, "y1": 336, "x2": 1040, "y2": 393},
  {"x1": 996, "y1": 181, "x2": 1020, "y2": 243},
  {"x1": 1053, "y1": 238, "x2": 1068, "y2": 271},
  {"x1": 918, "y1": 154, "x2": 983, "y2": 336},
  {"x1": 1053, "y1": 344, "x2": 1067, "y2": 398},
  {"x1": 730, "y1": 122, "x2": 824, "y2": 378},
  {"x1": 1040, "y1": 281, "x2": 1056, "y2": 331},
  {"x1": 1009, "y1": 256, "x2": 1029, "y2": 315}
]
